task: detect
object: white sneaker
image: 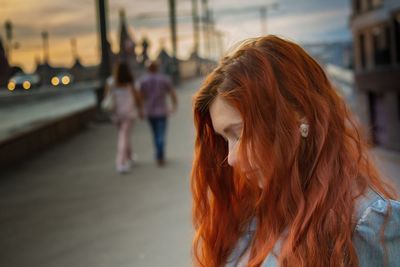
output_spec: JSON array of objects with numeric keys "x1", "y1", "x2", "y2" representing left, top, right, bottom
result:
[
  {"x1": 132, "y1": 153, "x2": 139, "y2": 162},
  {"x1": 127, "y1": 154, "x2": 138, "y2": 166},
  {"x1": 116, "y1": 162, "x2": 131, "y2": 174}
]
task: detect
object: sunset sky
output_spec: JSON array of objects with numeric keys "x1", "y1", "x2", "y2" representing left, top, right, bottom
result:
[{"x1": 0, "y1": 0, "x2": 352, "y2": 72}]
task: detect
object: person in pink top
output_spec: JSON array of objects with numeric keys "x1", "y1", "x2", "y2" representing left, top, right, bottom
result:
[
  {"x1": 105, "y1": 61, "x2": 143, "y2": 173},
  {"x1": 138, "y1": 61, "x2": 178, "y2": 166}
]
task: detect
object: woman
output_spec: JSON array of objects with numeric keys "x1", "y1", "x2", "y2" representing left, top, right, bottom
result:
[
  {"x1": 191, "y1": 35, "x2": 400, "y2": 267},
  {"x1": 105, "y1": 61, "x2": 142, "y2": 174}
]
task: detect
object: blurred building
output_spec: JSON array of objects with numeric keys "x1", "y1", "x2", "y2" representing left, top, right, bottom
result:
[
  {"x1": 350, "y1": 0, "x2": 400, "y2": 150},
  {"x1": 70, "y1": 64, "x2": 100, "y2": 82},
  {"x1": 303, "y1": 41, "x2": 354, "y2": 69},
  {"x1": 35, "y1": 62, "x2": 57, "y2": 85},
  {"x1": 0, "y1": 37, "x2": 11, "y2": 87}
]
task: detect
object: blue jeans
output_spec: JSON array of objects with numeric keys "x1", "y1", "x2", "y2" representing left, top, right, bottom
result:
[{"x1": 148, "y1": 116, "x2": 167, "y2": 161}]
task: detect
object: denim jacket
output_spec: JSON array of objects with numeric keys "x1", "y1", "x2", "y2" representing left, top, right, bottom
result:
[{"x1": 226, "y1": 189, "x2": 400, "y2": 267}]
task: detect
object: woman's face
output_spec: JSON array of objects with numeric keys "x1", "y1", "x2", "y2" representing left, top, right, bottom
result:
[
  {"x1": 209, "y1": 96, "x2": 243, "y2": 167},
  {"x1": 209, "y1": 96, "x2": 265, "y2": 188}
]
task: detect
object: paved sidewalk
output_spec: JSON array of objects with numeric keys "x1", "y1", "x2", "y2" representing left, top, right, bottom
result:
[{"x1": 0, "y1": 78, "x2": 201, "y2": 267}]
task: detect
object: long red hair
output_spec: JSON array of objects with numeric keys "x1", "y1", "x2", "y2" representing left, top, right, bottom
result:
[{"x1": 191, "y1": 35, "x2": 396, "y2": 267}]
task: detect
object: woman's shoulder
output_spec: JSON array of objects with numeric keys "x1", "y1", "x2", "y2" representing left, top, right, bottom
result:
[
  {"x1": 354, "y1": 188, "x2": 400, "y2": 225},
  {"x1": 353, "y1": 189, "x2": 400, "y2": 266}
]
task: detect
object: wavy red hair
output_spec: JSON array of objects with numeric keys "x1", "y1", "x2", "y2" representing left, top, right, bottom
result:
[{"x1": 191, "y1": 35, "x2": 396, "y2": 267}]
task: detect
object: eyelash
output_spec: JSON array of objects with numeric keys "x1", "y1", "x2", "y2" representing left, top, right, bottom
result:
[{"x1": 222, "y1": 135, "x2": 240, "y2": 143}]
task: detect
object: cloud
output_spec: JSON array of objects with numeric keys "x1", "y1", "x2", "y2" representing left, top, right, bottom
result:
[
  {"x1": 1, "y1": 0, "x2": 353, "y2": 71},
  {"x1": 217, "y1": 6, "x2": 351, "y2": 46}
]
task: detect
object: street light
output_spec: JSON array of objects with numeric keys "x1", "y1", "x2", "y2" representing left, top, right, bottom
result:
[
  {"x1": 4, "y1": 20, "x2": 12, "y2": 62},
  {"x1": 97, "y1": 0, "x2": 111, "y2": 80},
  {"x1": 191, "y1": 0, "x2": 200, "y2": 57},
  {"x1": 168, "y1": 0, "x2": 180, "y2": 83},
  {"x1": 41, "y1": 30, "x2": 49, "y2": 63},
  {"x1": 96, "y1": 0, "x2": 111, "y2": 112},
  {"x1": 260, "y1": 3, "x2": 279, "y2": 35}
]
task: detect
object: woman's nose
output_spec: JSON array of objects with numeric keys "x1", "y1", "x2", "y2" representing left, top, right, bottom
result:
[{"x1": 227, "y1": 144, "x2": 238, "y2": 167}]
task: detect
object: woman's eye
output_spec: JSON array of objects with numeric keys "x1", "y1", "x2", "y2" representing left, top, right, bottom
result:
[{"x1": 219, "y1": 133, "x2": 240, "y2": 144}]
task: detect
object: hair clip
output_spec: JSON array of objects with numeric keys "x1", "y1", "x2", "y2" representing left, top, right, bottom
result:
[{"x1": 299, "y1": 123, "x2": 309, "y2": 138}]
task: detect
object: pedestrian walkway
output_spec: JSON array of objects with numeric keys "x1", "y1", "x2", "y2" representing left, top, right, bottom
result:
[{"x1": 0, "y1": 78, "x2": 202, "y2": 267}]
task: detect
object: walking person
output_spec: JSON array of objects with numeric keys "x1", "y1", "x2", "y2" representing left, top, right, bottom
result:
[
  {"x1": 191, "y1": 35, "x2": 400, "y2": 267},
  {"x1": 138, "y1": 61, "x2": 178, "y2": 166},
  {"x1": 105, "y1": 61, "x2": 142, "y2": 174}
]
